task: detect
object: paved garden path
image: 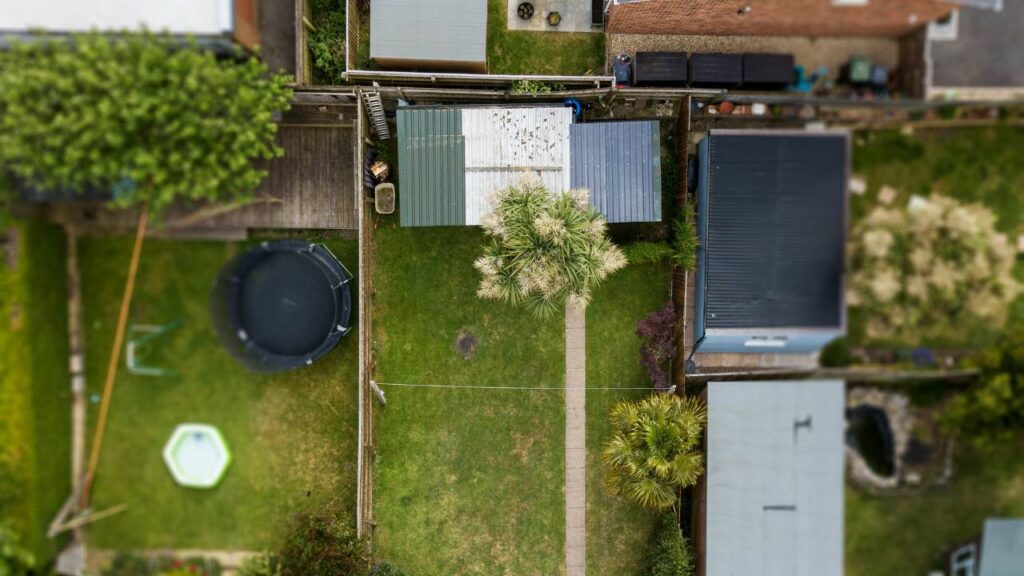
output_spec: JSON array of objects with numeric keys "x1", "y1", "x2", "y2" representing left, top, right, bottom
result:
[{"x1": 565, "y1": 303, "x2": 586, "y2": 576}]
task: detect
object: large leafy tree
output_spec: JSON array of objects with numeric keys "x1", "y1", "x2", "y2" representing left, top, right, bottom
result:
[
  {"x1": 475, "y1": 177, "x2": 626, "y2": 317},
  {"x1": 0, "y1": 31, "x2": 292, "y2": 212},
  {"x1": 602, "y1": 394, "x2": 706, "y2": 510},
  {"x1": 848, "y1": 195, "x2": 1019, "y2": 344},
  {"x1": 943, "y1": 326, "x2": 1024, "y2": 448}
]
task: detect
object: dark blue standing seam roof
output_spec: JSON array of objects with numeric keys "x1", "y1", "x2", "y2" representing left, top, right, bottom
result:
[
  {"x1": 702, "y1": 131, "x2": 846, "y2": 329},
  {"x1": 570, "y1": 121, "x2": 662, "y2": 223}
]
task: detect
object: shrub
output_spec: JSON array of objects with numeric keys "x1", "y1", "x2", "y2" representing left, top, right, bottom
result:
[
  {"x1": 603, "y1": 394, "x2": 706, "y2": 510},
  {"x1": 0, "y1": 522, "x2": 34, "y2": 576},
  {"x1": 646, "y1": 514, "x2": 695, "y2": 576},
  {"x1": 637, "y1": 302, "x2": 677, "y2": 390},
  {"x1": 670, "y1": 205, "x2": 698, "y2": 271},
  {"x1": 623, "y1": 242, "x2": 673, "y2": 265},
  {"x1": 369, "y1": 563, "x2": 408, "y2": 576},
  {"x1": 475, "y1": 177, "x2": 626, "y2": 317},
  {"x1": 238, "y1": 553, "x2": 281, "y2": 576},
  {"x1": 819, "y1": 337, "x2": 852, "y2": 368},
  {"x1": 943, "y1": 327, "x2": 1024, "y2": 448},
  {"x1": 277, "y1": 511, "x2": 369, "y2": 576},
  {"x1": 0, "y1": 31, "x2": 293, "y2": 213},
  {"x1": 848, "y1": 195, "x2": 1019, "y2": 344},
  {"x1": 309, "y1": 0, "x2": 347, "y2": 84}
]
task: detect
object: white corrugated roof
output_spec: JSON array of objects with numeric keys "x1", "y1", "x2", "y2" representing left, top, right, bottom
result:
[
  {"x1": 0, "y1": 0, "x2": 234, "y2": 35},
  {"x1": 461, "y1": 107, "x2": 572, "y2": 225},
  {"x1": 706, "y1": 380, "x2": 845, "y2": 576}
]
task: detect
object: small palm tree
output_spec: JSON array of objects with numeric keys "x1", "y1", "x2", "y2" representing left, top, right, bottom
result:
[
  {"x1": 602, "y1": 394, "x2": 707, "y2": 510},
  {"x1": 475, "y1": 177, "x2": 625, "y2": 317}
]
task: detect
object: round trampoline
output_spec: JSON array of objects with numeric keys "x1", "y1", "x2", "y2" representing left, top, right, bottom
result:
[{"x1": 211, "y1": 240, "x2": 353, "y2": 372}]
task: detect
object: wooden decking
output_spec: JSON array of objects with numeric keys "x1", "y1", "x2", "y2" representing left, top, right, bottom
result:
[{"x1": 45, "y1": 104, "x2": 359, "y2": 237}]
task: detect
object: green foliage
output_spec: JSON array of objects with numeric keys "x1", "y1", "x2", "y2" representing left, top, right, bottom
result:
[
  {"x1": 820, "y1": 337, "x2": 853, "y2": 368},
  {"x1": 238, "y1": 553, "x2": 281, "y2": 576},
  {"x1": 623, "y1": 242, "x2": 674, "y2": 265},
  {"x1": 277, "y1": 511, "x2": 369, "y2": 576},
  {"x1": 509, "y1": 80, "x2": 566, "y2": 95},
  {"x1": 100, "y1": 554, "x2": 222, "y2": 576},
  {"x1": 943, "y1": 327, "x2": 1024, "y2": 448},
  {"x1": 309, "y1": 0, "x2": 347, "y2": 84},
  {"x1": 0, "y1": 31, "x2": 293, "y2": 213},
  {"x1": 670, "y1": 204, "x2": 698, "y2": 271},
  {"x1": 603, "y1": 394, "x2": 707, "y2": 510},
  {"x1": 0, "y1": 523, "x2": 34, "y2": 576},
  {"x1": 475, "y1": 179, "x2": 626, "y2": 317},
  {"x1": 646, "y1": 514, "x2": 695, "y2": 576},
  {"x1": 369, "y1": 563, "x2": 407, "y2": 576},
  {"x1": 0, "y1": 173, "x2": 11, "y2": 228},
  {"x1": 101, "y1": 553, "x2": 151, "y2": 576}
]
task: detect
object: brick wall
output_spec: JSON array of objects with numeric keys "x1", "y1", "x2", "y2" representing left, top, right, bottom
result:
[{"x1": 606, "y1": 0, "x2": 953, "y2": 37}]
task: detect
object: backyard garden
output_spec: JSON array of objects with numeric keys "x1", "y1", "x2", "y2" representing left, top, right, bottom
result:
[
  {"x1": 79, "y1": 236, "x2": 361, "y2": 550},
  {"x1": 843, "y1": 125, "x2": 1024, "y2": 575}
]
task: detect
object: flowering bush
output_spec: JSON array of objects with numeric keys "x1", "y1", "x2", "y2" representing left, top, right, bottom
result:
[
  {"x1": 475, "y1": 178, "x2": 626, "y2": 317},
  {"x1": 848, "y1": 195, "x2": 1019, "y2": 344},
  {"x1": 637, "y1": 302, "x2": 677, "y2": 390}
]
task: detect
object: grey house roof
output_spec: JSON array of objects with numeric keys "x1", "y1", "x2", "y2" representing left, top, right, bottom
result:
[
  {"x1": 705, "y1": 380, "x2": 845, "y2": 576},
  {"x1": 931, "y1": 1, "x2": 1024, "y2": 89},
  {"x1": 570, "y1": 121, "x2": 662, "y2": 223},
  {"x1": 980, "y1": 518, "x2": 1024, "y2": 576},
  {"x1": 697, "y1": 130, "x2": 847, "y2": 331},
  {"x1": 370, "y1": 0, "x2": 486, "y2": 66}
]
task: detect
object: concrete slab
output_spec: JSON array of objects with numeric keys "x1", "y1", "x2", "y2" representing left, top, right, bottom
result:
[{"x1": 507, "y1": 0, "x2": 597, "y2": 33}]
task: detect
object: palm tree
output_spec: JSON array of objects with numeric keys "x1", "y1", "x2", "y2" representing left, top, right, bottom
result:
[{"x1": 602, "y1": 394, "x2": 707, "y2": 510}]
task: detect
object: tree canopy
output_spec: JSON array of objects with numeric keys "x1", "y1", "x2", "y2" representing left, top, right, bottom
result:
[
  {"x1": 475, "y1": 178, "x2": 626, "y2": 317},
  {"x1": 848, "y1": 195, "x2": 1019, "y2": 344},
  {"x1": 602, "y1": 394, "x2": 706, "y2": 510},
  {"x1": 0, "y1": 31, "x2": 293, "y2": 212}
]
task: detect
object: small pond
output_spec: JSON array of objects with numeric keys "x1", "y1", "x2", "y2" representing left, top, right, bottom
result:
[{"x1": 846, "y1": 405, "x2": 896, "y2": 478}]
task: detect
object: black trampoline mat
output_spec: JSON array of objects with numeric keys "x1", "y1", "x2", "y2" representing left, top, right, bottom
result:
[{"x1": 238, "y1": 252, "x2": 336, "y2": 356}]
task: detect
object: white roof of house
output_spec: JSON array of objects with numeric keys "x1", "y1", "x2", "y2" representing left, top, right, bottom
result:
[
  {"x1": 461, "y1": 107, "x2": 572, "y2": 225},
  {"x1": 705, "y1": 380, "x2": 846, "y2": 576},
  {"x1": 0, "y1": 0, "x2": 234, "y2": 35}
]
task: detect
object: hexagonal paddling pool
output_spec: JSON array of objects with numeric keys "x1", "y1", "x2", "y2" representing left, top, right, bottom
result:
[{"x1": 162, "y1": 424, "x2": 232, "y2": 489}]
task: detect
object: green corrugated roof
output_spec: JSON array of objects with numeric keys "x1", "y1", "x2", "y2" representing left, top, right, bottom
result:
[{"x1": 398, "y1": 108, "x2": 466, "y2": 227}]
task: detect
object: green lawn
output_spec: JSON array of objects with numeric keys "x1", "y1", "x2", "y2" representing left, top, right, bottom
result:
[
  {"x1": 585, "y1": 262, "x2": 670, "y2": 576},
  {"x1": 0, "y1": 221, "x2": 71, "y2": 562},
  {"x1": 80, "y1": 237, "x2": 359, "y2": 549},
  {"x1": 846, "y1": 434, "x2": 1024, "y2": 576},
  {"x1": 487, "y1": 0, "x2": 605, "y2": 76},
  {"x1": 371, "y1": 225, "x2": 566, "y2": 576},
  {"x1": 850, "y1": 126, "x2": 1024, "y2": 347}
]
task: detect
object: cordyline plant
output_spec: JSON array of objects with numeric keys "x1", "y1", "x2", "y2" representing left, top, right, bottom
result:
[
  {"x1": 475, "y1": 178, "x2": 626, "y2": 317},
  {"x1": 637, "y1": 302, "x2": 677, "y2": 390},
  {"x1": 848, "y1": 195, "x2": 1020, "y2": 344},
  {"x1": 603, "y1": 394, "x2": 706, "y2": 511},
  {"x1": 0, "y1": 31, "x2": 293, "y2": 213}
]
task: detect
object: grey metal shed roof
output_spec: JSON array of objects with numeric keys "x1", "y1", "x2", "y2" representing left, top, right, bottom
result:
[
  {"x1": 705, "y1": 380, "x2": 845, "y2": 576},
  {"x1": 370, "y1": 0, "x2": 486, "y2": 65},
  {"x1": 570, "y1": 121, "x2": 662, "y2": 223},
  {"x1": 980, "y1": 518, "x2": 1024, "y2": 576},
  {"x1": 699, "y1": 130, "x2": 847, "y2": 330}
]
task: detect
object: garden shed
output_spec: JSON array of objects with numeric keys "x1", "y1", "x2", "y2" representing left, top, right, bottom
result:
[
  {"x1": 569, "y1": 121, "x2": 662, "y2": 223},
  {"x1": 370, "y1": 0, "x2": 487, "y2": 72},
  {"x1": 978, "y1": 518, "x2": 1024, "y2": 576},
  {"x1": 693, "y1": 129, "x2": 848, "y2": 354},
  {"x1": 0, "y1": 0, "x2": 259, "y2": 51},
  {"x1": 398, "y1": 106, "x2": 663, "y2": 227},
  {"x1": 398, "y1": 105, "x2": 572, "y2": 226},
  {"x1": 696, "y1": 379, "x2": 845, "y2": 576}
]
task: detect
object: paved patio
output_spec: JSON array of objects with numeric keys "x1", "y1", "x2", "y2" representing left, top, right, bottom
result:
[{"x1": 506, "y1": 0, "x2": 597, "y2": 33}]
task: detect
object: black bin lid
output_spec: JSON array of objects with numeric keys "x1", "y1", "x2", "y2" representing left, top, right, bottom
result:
[
  {"x1": 634, "y1": 51, "x2": 688, "y2": 86},
  {"x1": 742, "y1": 53, "x2": 795, "y2": 88},
  {"x1": 690, "y1": 53, "x2": 743, "y2": 87}
]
